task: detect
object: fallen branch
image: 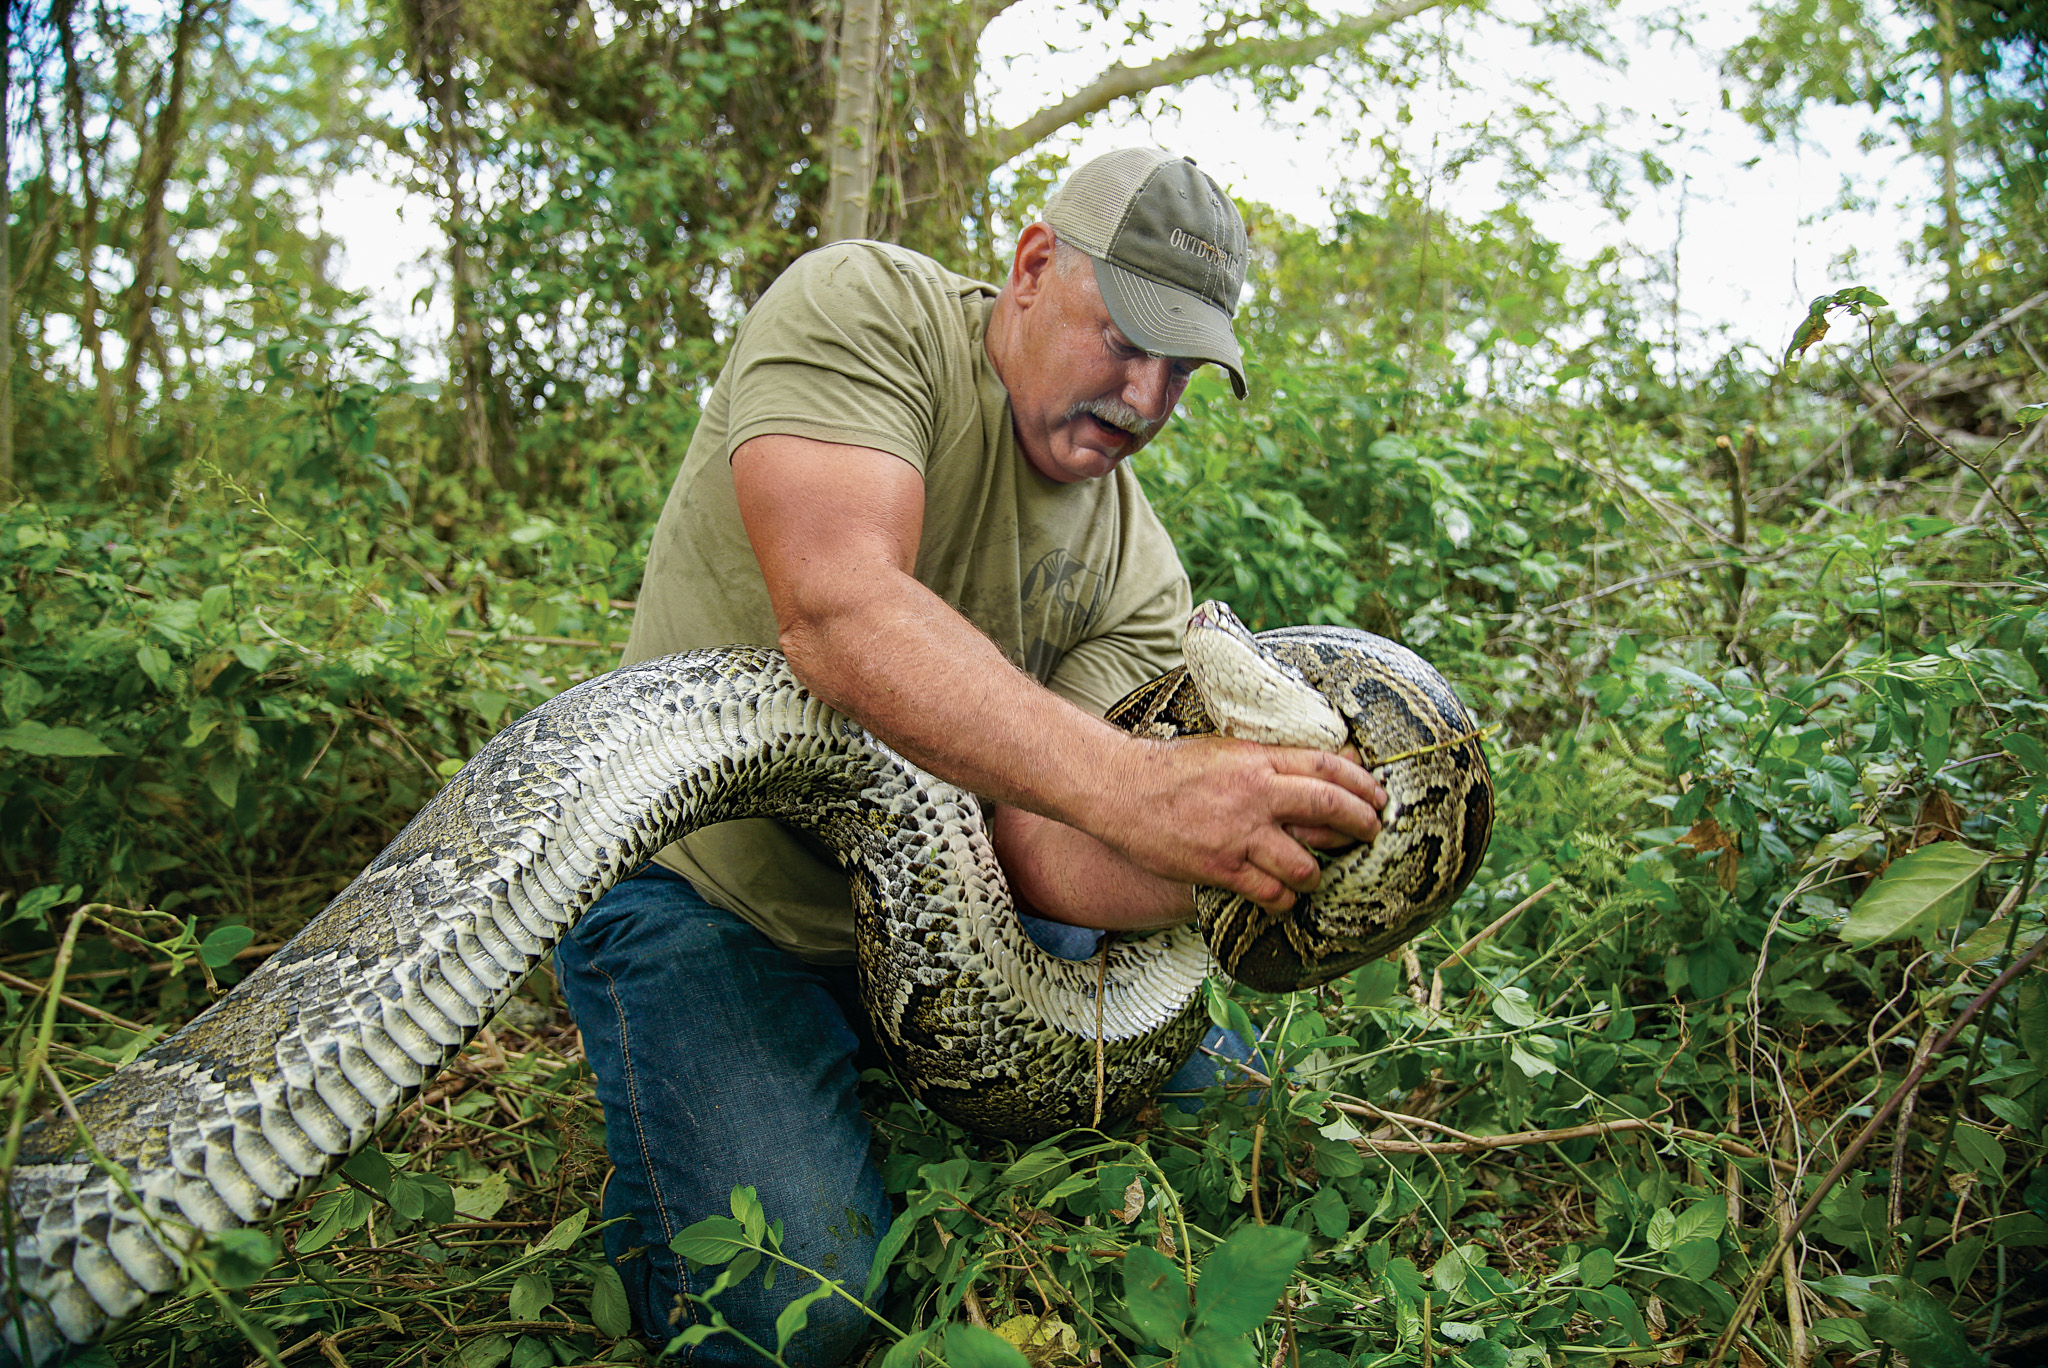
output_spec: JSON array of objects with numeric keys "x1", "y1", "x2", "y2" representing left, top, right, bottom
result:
[
  {"x1": 1212, "y1": 1057, "x2": 1797, "y2": 1174},
  {"x1": 0, "y1": 968, "x2": 148, "y2": 1033}
]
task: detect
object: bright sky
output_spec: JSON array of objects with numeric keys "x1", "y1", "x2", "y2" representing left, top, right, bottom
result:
[{"x1": 325, "y1": 0, "x2": 1924, "y2": 371}]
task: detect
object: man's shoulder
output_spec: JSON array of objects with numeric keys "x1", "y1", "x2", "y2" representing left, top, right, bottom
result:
[{"x1": 770, "y1": 241, "x2": 999, "y2": 310}]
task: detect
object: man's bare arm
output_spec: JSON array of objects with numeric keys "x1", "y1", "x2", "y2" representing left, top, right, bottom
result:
[{"x1": 730, "y1": 434, "x2": 1386, "y2": 916}]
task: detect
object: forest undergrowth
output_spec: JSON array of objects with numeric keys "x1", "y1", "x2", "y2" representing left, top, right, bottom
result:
[{"x1": 3, "y1": 293, "x2": 2046, "y2": 1368}]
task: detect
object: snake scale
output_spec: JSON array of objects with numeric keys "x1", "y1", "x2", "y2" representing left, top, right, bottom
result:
[{"x1": 1, "y1": 603, "x2": 1492, "y2": 1364}]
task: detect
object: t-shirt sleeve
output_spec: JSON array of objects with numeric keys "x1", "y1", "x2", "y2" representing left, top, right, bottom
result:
[
  {"x1": 720, "y1": 244, "x2": 950, "y2": 475},
  {"x1": 1044, "y1": 473, "x2": 1193, "y2": 717}
]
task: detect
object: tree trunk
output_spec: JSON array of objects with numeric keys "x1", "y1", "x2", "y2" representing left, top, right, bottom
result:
[
  {"x1": 442, "y1": 80, "x2": 492, "y2": 481},
  {"x1": 821, "y1": 0, "x2": 886, "y2": 245},
  {"x1": 1937, "y1": 0, "x2": 1963, "y2": 308},
  {"x1": 53, "y1": 0, "x2": 119, "y2": 480},
  {"x1": 105, "y1": 0, "x2": 208, "y2": 485},
  {"x1": 2, "y1": 0, "x2": 14, "y2": 491},
  {"x1": 400, "y1": 0, "x2": 492, "y2": 481}
]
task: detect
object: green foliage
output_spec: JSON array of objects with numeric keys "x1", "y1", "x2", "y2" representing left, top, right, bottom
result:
[
  {"x1": 6, "y1": 7, "x2": 2048, "y2": 1365},
  {"x1": 7, "y1": 279, "x2": 2047, "y2": 1362}
]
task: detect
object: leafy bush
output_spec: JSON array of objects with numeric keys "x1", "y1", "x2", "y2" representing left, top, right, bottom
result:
[{"x1": 5, "y1": 294, "x2": 2046, "y2": 1368}]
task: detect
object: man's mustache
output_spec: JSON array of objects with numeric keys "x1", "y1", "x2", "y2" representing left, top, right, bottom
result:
[{"x1": 1065, "y1": 397, "x2": 1158, "y2": 440}]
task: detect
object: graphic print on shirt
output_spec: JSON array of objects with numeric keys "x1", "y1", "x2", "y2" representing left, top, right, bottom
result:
[{"x1": 1019, "y1": 547, "x2": 1107, "y2": 680}]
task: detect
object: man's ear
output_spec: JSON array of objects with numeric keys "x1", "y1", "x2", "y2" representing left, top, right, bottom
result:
[{"x1": 1009, "y1": 222, "x2": 1059, "y2": 307}]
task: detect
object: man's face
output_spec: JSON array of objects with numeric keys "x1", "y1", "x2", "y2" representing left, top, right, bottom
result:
[{"x1": 1002, "y1": 238, "x2": 1200, "y2": 484}]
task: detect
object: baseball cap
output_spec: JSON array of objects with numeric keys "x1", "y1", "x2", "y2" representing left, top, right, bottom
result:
[{"x1": 1042, "y1": 149, "x2": 1251, "y2": 399}]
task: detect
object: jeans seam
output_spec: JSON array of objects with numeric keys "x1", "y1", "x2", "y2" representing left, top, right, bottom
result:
[{"x1": 595, "y1": 952, "x2": 699, "y2": 1355}]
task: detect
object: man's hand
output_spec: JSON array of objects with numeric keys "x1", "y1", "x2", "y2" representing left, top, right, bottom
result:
[{"x1": 1091, "y1": 735, "x2": 1386, "y2": 912}]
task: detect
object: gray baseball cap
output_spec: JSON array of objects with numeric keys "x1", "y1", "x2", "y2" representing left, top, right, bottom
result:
[{"x1": 1042, "y1": 149, "x2": 1251, "y2": 399}]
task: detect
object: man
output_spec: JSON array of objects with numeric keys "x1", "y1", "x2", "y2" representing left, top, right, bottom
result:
[{"x1": 555, "y1": 149, "x2": 1386, "y2": 1363}]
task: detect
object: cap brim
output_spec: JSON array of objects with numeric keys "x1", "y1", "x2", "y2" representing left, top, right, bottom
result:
[{"x1": 1089, "y1": 256, "x2": 1249, "y2": 400}]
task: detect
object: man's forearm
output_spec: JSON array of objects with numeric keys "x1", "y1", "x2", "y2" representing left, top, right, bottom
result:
[
  {"x1": 776, "y1": 570, "x2": 1137, "y2": 834},
  {"x1": 990, "y1": 804, "x2": 1194, "y2": 931}
]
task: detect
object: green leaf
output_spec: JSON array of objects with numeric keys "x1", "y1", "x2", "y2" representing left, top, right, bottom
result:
[
  {"x1": 772, "y1": 1282, "x2": 836, "y2": 1354},
  {"x1": 136, "y1": 642, "x2": 173, "y2": 688},
  {"x1": 1583, "y1": 1286, "x2": 1648, "y2": 1345},
  {"x1": 730, "y1": 1184, "x2": 767, "y2": 1244},
  {"x1": 865, "y1": 1197, "x2": 939, "y2": 1302},
  {"x1": 453, "y1": 1171, "x2": 510, "y2": 1220},
  {"x1": 1947, "y1": 1124, "x2": 2005, "y2": 1177},
  {"x1": 1578, "y1": 1248, "x2": 1616, "y2": 1289},
  {"x1": 509, "y1": 1336, "x2": 551, "y2": 1368},
  {"x1": 526, "y1": 1207, "x2": 588, "y2": 1255},
  {"x1": 199, "y1": 584, "x2": 233, "y2": 626},
  {"x1": 2018, "y1": 978, "x2": 2048, "y2": 1074},
  {"x1": 2015, "y1": 402, "x2": 2048, "y2": 423},
  {"x1": 589, "y1": 1264, "x2": 632, "y2": 1337},
  {"x1": 1806, "y1": 823, "x2": 1882, "y2": 868},
  {"x1": 205, "y1": 752, "x2": 239, "y2": 809},
  {"x1": 1489, "y1": 986, "x2": 1538, "y2": 1028},
  {"x1": 1947, "y1": 920, "x2": 2044, "y2": 965},
  {"x1": 454, "y1": 1334, "x2": 512, "y2": 1368},
  {"x1": 296, "y1": 1188, "x2": 371, "y2": 1253},
  {"x1": 1839, "y1": 844, "x2": 1993, "y2": 947},
  {"x1": 1666, "y1": 1238, "x2": 1720, "y2": 1280},
  {"x1": 877, "y1": 1327, "x2": 935, "y2": 1368},
  {"x1": 995, "y1": 1149, "x2": 1070, "y2": 1188},
  {"x1": 1646, "y1": 1207, "x2": 1678, "y2": 1251},
  {"x1": 1430, "y1": 1244, "x2": 1481, "y2": 1296},
  {"x1": 388, "y1": 1173, "x2": 427, "y2": 1219},
  {"x1": 415, "y1": 1172, "x2": 456, "y2": 1224},
  {"x1": 1181, "y1": 1328, "x2": 1259, "y2": 1368},
  {"x1": 1460, "y1": 1341, "x2": 1509, "y2": 1368},
  {"x1": 1660, "y1": 666, "x2": 1724, "y2": 701},
  {"x1": 8, "y1": 883, "x2": 81, "y2": 926},
  {"x1": 1123, "y1": 1245, "x2": 1190, "y2": 1349},
  {"x1": 0, "y1": 721, "x2": 117, "y2": 757},
  {"x1": 671, "y1": 1214, "x2": 749, "y2": 1265},
  {"x1": 941, "y1": 1323, "x2": 1030, "y2": 1368},
  {"x1": 1979, "y1": 1094, "x2": 2032, "y2": 1131},
  {"x1": 342, "y1": 1147, "x2": 393, "y2": 1194},
  {"x1": 1378, "y1": 1255, "x2": 1425, "y2": 1305},
  {"x1": 1674, "y1": 1196, "x2": 1727, "y2": 1243},
  {"x1": 1308, "y1": 1184, "x2": 1349, "y2": 1238},
  {"x1": 196, "y1": 922, "x2": 255, "y2": 968},
  {"x1": 509, "y1": 1271, "x2": 552, "y2": 1322},
  {"x1": 1193, "y1": 1225, "x2": 1308, "y2": 1337},
  {"x1": 203, "y1": 1228, "x2": 279, "y2": 1290},
  {"x1": 1862, "y1": 1277, "x2": 1988, "y2": 1367},
  {"x1": 2005, "y1": 732, "x2": 2048, "y2": 777}
]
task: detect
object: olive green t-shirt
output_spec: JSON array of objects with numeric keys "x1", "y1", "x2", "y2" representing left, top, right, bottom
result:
[{"x1": 622, "y1": 241, "x2": 1192, "y2": 964}]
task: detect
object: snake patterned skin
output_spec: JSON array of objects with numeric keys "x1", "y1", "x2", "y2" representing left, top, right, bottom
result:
[{"x1": 1, "y1": 605, "x2": 1492, "y2": 1364}]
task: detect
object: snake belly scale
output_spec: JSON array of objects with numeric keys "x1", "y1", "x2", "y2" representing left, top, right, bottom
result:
[{"x1": 1, "y1": 606, "x2": 1492, "y2": 1364}]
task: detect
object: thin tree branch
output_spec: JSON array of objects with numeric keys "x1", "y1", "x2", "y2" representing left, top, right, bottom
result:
[{"x1": 987, "y1": 0, "x2": 1450, "y2": 163}]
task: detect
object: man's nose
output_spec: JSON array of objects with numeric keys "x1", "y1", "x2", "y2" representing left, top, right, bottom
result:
[{"x1": 1121, "y1": 355, "x2": 1176, "y2": 422}]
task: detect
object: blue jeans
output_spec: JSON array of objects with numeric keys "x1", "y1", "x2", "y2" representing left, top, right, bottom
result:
[{"x1": 555, "y1": 867, "x2": 1248, "y2": 1364}]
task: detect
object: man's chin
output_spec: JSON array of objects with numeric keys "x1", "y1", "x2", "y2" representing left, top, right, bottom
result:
[{"x1": 1066, "y1": 444, "x2": 1124, "y2": 478}]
